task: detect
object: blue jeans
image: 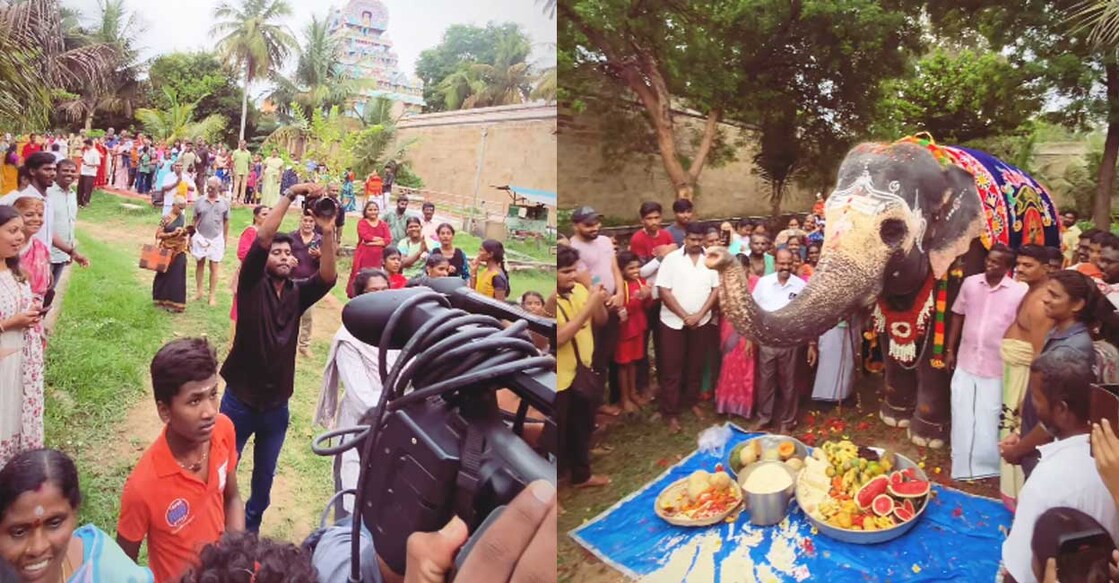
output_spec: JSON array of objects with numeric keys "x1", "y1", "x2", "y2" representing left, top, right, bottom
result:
[{"x1": 220, "y1": 390, "x2": 290, "y2": 532}]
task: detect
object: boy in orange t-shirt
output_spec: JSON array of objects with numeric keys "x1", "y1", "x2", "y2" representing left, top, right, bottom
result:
[{"x1": 116, "y1": 338, "x2": 244, "y2": 582}]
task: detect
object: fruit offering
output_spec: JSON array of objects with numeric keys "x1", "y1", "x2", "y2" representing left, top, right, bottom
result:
[
  {"x1": 656, "y1": 466, "x2": 744, "y2": 526},
  {"x1": 803, "y1": 440, "x2": 930, "y2": 533},
  {"x1": 729, "y1": 437, "x2": 804, "y2": 475}
]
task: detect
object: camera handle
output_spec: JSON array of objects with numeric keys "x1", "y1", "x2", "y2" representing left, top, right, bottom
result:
[{"x1": 448, "y1": 505, "x2": 507, "y2": 581}]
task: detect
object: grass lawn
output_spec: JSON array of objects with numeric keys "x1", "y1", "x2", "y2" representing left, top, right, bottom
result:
[{"x1": 44, "y1": 189, "x2": 553, "y2": 566}]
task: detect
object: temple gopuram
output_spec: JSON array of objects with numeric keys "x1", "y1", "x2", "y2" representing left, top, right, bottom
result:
[{"x1": 327, "y1": 0, "x2": 425, "y2": 116}]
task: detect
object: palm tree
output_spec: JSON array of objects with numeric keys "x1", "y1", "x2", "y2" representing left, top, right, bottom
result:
[
  {"x1": 135, "y1": 89, "x2": 227, "y2": 142},
  {"x1": 538, "y1": 0, "x2": 555, "y2": 19},
  {"x1": 210, "y1": 0, "x2": 296, "y2": 141},
  {"x1": 0, "y1": 0, "x2": 117, "y2": 130},
  {"x1": 268, "y1": 14, "x2": 373, "y2": 120},
  {"x1": 531, "y1": 67, "x2": 556, "y2": 103},
  {"x1": 55, "y1": 0, "x2": 142, "y2": 130}
]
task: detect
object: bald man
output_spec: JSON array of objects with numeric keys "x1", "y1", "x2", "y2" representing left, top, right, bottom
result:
[
  {"x1": 192, "y1": 176, "x2": 231, "y2": 306},
  {"x1": 751, "y1": 248, "x2": 811, "y2": 432}
]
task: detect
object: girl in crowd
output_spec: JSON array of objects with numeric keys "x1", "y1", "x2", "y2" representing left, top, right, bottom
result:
[
  {"x1": 382, "y1": 246, "x2": 408, "y2": 289},
  {"x1": 347, "y1": 200, "x2": 391, "y2": 297},
  {"x1": 520, "y1": 291, "x2": 551, "y2": 354},
  {"x1": 0, "y1": 449, "x2": 152, "y2": 581},
  {"x1": 407, "y1": 254, "x2": 452, "y2": 288},
  {"x1": 12, "y1": 197, "x2": 51, "y2": 299},
  {"x1": 470, "y1": 239, "x2": 509, "y2": 301},
  {"x1": 0, "y1": 207, "x2": 44, "y2": 467},
  {"x1": 397, "y1": 217, "x2": 428, "y2": 277},
  {"x1": 614, "y1": 251, "x2": 653, "y2": 412},
  {"x1": 431, "y1": 223, "x2": 469, "y2": 281},
  {"x1": 1, "y1": 144, "x2": 18, "y2": 194},
  {"x1": 151, "y1": 197, "x2": 191, "y2": 313}
]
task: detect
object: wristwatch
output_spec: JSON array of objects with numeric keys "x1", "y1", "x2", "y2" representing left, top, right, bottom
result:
[{"x1": 283, "y1": 187, "x2": 297, "y2": 200}]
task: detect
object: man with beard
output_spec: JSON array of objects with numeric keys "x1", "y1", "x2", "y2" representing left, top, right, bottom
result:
[
  {"x1": 999, "y1": 244, "x2": 1056, "y2": 509},
  {"x1": 1070, "y1": 229, "x2": 1105, "y2": 280},
  {"x1": 657, "y1": 222, "x2": 719, "y2": 434},
  {"x1": 47, "y1": 158, "x2": 88, "y2": 288},
  {"x1": 1097, "y1": 233, "x2": 1119, "y2": 309},
  {"x1": 628, "y1": 201, "x2": 677, "y2": 400},
  {"x1": 666, "y1": 198, "x2": 694, "y2": 246},
  {"x1": 944, "y1": 244, "x2": 1026, "y2": 481},
  {"x1": 1000, "y1": 349, "x2": 1119, "y2": 583},
  {"x1": 0, "y1": 152, "x2": 56, "y2": 249},
  {"x1": 219, "y1": 181, "x2": 337, "y2": 532},
  {"x1": 744, "y1": 232, "x2": 775, "y2": 277},
  {"x1": 752, "y1": 248, "x2": 808, "y2": 433}
]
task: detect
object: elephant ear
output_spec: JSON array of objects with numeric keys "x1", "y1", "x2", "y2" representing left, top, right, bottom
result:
[{"x1": 925, "y1": 165, "x2": 985, "y2": 279}]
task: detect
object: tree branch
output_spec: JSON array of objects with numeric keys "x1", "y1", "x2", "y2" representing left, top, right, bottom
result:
[{"x1": 688, "y1": 109, "x2": 722, "y2": 179}]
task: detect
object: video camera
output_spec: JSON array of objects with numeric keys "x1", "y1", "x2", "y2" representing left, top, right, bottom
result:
[
  {"x1": 311, "y1": 278, "x2": 556, "y2": 582},
  {"x1": 302, "y1": 189, "x2": 339, "y2": 219}
]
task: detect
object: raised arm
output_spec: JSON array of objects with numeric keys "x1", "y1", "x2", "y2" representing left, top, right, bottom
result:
[{"x1": 257, "y1": 182, "x2": 320, "y2": 248}]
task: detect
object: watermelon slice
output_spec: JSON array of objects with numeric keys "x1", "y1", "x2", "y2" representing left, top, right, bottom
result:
[
  {"x1": 888, "y1": 470, "x2": 905, "y2": 486},
  {"x1": 902, "y1": 467, "x2": 919, "y2": 481},
  {"x1": 894, "y1": 505, "x2": 915, "y2": 523},
  {"x1": 855, "y1": 475, "x2": 889, "y2": 509},
  {"x1": 901, "y1": 499, "x2": 916, "y2": 516},
  {"x1": 888, "y1": 479, "x2": 930, "y2": 499},
  {"x1": 872, "y1": 494, "x2": 894, "y2": 517}
]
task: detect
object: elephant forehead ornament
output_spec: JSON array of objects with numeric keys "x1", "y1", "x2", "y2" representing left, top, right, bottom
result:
[{"x1": 825, "y1": 165, "x2": 928, "y2": 255}]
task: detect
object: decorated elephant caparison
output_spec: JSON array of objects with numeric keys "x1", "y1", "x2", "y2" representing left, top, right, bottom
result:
[{"x1": 708, "y1": 136, "x2": 1061, "y2": 447}]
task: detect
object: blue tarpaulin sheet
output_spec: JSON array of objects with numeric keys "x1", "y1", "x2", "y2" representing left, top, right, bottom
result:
[{"x1": 569, "y1": 424, "x2": 1013, "y2": 581}]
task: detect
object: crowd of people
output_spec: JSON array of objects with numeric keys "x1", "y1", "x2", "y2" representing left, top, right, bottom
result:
[
  {"x1": 0, "y1": 125, "x2": 557, "y2": 582},
  {"x1": 556, "y1": 195, "x2": 1119, "y2": 582}
]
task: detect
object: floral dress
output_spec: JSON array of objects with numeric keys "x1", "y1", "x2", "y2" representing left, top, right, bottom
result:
[{"x1": 0, "y1": 269, "x2": 44, "y2": 467}]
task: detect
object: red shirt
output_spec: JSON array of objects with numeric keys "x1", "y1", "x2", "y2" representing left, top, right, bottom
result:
[
  {"x1": 619, "y1": 278, "x2": 652, "y2": 340},
  {"x1": 389, "y1": 273, "x2": 407, "y2": 289},
  {"x1": 629, "y1": 228, "x2": 674, "y2": 263},
  {"x1": 118, "y1": 414, "x2": 238, "y2": 583},
  {"x1": 21, "y1": 142, "x2": 41, "y2": 160}
]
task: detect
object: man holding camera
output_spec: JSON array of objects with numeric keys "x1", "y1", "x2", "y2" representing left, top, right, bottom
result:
[{"x1": 220, "y1": 181, "x2": 337, "y2": 533}]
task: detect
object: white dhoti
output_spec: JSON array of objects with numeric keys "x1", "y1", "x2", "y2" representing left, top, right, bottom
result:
[
  {"x1": 950, "y1": 367, "x2": 1002, "y2": 480},
  {"x1": 811, "y1": 321, "x2": 858, "y2": 402},
  {"x1": 190, "y1": 232, "x2": 226, "y2": 262}
]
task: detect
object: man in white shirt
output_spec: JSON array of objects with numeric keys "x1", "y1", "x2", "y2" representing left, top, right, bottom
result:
[
  {"x1": 655, "y1": 222, "x2": 719, "y2": 434},
  {"x1": 47, "y1": 159, "x2": 88, "y2": 288},
  {"x1": 160, "y1": 160, "x2": 196, "y2": 217},
  {"x1": 0, "y1": 152, "x2": 56, "y2": 250},
  {"x1": 78, "y1": 138, "x2": 100, "y2": 207},
  {"x1": 314, "y1": 268, "x2": 399, "y2": 519},
  {"x1": 1001, "y1": 349, "x2": 1119, "y2": 583},
  {"x1": 752, "y1": 248, "x2": 809, "y2": 432}
]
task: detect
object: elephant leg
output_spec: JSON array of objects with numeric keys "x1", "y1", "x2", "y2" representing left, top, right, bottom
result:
[
  {"x1": 879, "y1": 339, "x2": 917, "y2": 429},
  {"x1": 907, "y1": 339, "x2": 951, "y2": 449}
]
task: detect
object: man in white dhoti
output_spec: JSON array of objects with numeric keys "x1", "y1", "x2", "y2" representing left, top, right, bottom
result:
[
  {"x1": 945, "y1": 244, "x2": 1026, "y2": 481},
  {"x1": 314, "y1": 268, "x2": 399, "y2": 519},
  {"x1": 191, "y1": 177, "x2": 230, "y2": 306}
]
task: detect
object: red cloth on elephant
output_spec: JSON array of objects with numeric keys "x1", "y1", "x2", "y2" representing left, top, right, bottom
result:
[
  {"x1": 716, "y1": 274, "x2": 758, "y2": 419},
  {"x1": 346, "y1": 218, "x2": 392, "y2": 297}
]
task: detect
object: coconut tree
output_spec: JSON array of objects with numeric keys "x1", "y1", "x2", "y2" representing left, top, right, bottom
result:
[
  {"x1": 211, "y1": 0, "x2": 296, "y2": 141},
  {"x1": 55, "y1": 0, "x2": 143, "y2": 130},
  {"x1": 268, "y1": 14, "x2": 372, "y2": 120},
  {"x1": 0, "y1": 0, "x2": 117, "y2": 130},
  {"x1": 135, "y1": 89, "x2": 227, "y2": 142},
  {"x1": 439, "y1": 31, "x2": 535, "y2": 109}
]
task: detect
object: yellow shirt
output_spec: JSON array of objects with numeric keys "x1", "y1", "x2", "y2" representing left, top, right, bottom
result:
[{"x1": 557, "y1": 283, "x2": 594, "y2": 392}]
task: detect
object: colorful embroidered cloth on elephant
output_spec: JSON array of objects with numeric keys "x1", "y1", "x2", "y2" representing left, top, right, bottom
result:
[
  {"x1": 570, "y1": 423, "x2": 1012, "y2": 582},
  {"x1": 896, "y1": 137, "x2": 1061, "y2": 250}
]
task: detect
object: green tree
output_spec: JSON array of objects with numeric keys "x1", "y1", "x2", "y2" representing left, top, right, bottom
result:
[
  {"x1": 210, "y1": 0, "x2": 296, "y2": 141},
  {"x1": 147, "y1": 52, "x2": 251, "y2": 145},
  {"x1": 561, "y1": 0, "x2": 923, "y2": 201},
  {"x1": 0, "y1": 0, "x2": 118, "y2": 131},
  {"x1": 268, "y1": 14, "x2": 372, "y2": 120},
  {"x1": 135, "y1": 89, "x2": 227, "y2": 142},
  {"x1": 415, "y1": 23, "x2": 530, "y2": 111}
]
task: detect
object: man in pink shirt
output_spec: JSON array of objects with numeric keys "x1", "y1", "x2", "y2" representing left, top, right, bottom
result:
[{"x1": 945, "y1": 244, "x2": 1027, "y2": 480}]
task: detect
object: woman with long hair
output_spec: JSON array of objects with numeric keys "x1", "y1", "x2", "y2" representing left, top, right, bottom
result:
[
  {"x1": 0, "y1": 449, "x2": 153, "y2": 582},
  {"x1": 471, "y1": 239, "x2": 510, "y2": 301},
  {"x1": 346, "y1": 200, "x2": 391, "y2": 297},
  {"x1": 0, "y1": 207, "x2": 44, "y2": 467},
  {"x1": 151, "y1": 197, "x2": 191, "y2": 312},
  {"x1": 11, "y1": 197, "x2": 51, "y2": 299},
  {"x1": 1, "y1": 144, "x2": 18, "y2": 194},
  {"x1": 431, "y1": 223, "x2": 469, "y2": 281}
]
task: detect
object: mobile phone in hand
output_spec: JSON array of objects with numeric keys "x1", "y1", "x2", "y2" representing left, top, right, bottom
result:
[
  {"x1": 1091, "y1": 384, "x2": 1119, "y2": 433},
  {"x1": 1057, "y1": 528, "x2": 1114, "y2": 581}
]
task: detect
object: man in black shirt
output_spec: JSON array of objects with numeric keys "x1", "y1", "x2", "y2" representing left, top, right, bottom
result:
[{"x1": 219, "y1": 181, "x2": 337, "y2": 533}]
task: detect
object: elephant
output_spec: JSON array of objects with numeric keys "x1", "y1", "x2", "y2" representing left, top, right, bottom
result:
[{"x1": 707, "y1": 136, "x2": 1060, "y2": 447}]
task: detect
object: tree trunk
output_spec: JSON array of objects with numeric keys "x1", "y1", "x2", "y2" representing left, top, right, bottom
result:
[
  {"x1": 84, "y1": 110, "x2": 93, "y2": 132},
  {"x1": 239, "y1": 67, "x2": 250, "y2": 142},
  {"x1": 1096, "y1": 59, "x2": 1119, "y2": 229}
]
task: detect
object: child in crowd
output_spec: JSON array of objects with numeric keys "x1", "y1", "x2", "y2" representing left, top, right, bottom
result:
[
  {"x1": 614, "y1": 251, "x2": 653, "y2": 412},
  {"x1": 471, "y1": 239, "x2": 509, "y2": 301},
  {"x1": 520, "y1": 290, "x2": 551, "y2": 354},
  {"x1": 116, "y1": 338, "x2": 243, "y2": 583},
  {"x1": 382, "y1": 246, "x2": 408, "y2": 289}
]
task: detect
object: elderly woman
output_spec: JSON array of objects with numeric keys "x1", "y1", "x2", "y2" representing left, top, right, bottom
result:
[{"x1": 152, "y1": 196, "x2": 191, "y2": 312}]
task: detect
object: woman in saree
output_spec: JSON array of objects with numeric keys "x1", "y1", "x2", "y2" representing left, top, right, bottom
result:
[
  {"x1": 716, "y1": 259, "x2": 758, "y2": 419},
  {"x1": 93, "y1": 138, "x2": 108, "y2": 188},
  {"x1": 151, "y1": 197, "x2": 191, "y2": 313},
  {"x1": 1, "y1": 144, "x2": 18, "y2": 194},
  {"x1": 346, "y1": 201, "x2": 391, "y2": 297},
  {"x1": 0, "y1": 207, "x2": 44, "y2": 468},
  {"x1": 12, "y1": 197, "x2": 50, "y2": 300},
  {"x1": 0, "y1": 448, "x2": 153, "y2": 582}
]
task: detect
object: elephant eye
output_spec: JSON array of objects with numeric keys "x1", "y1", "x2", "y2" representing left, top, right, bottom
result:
[{"x1": 879, "y1": 218, "x2": 908, "y2": 247}]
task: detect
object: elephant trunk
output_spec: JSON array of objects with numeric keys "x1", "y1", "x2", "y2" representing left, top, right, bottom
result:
[{"x1": 714, "y1": 251, "x2": 883, "y2": 347}]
